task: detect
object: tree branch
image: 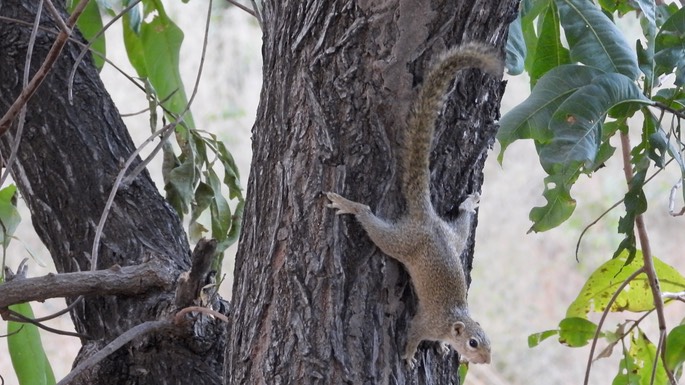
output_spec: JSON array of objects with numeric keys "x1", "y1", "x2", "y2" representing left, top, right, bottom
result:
[
  {"x1": 56, "y1": 319, "x2": 173, "y2": 385},
  {"x1": 0, "y1": 259, "x2": 174, "y2": 308}
]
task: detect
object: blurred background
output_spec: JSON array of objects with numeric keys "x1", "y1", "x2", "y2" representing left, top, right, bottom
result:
[{"x1": 1, "y1": 2, "x2": 683, "y2": 384}]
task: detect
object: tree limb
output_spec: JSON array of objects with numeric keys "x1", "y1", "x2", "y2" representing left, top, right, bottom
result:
[{"x1": 0, "y1": 259, "x2": 175, "y2": 308}]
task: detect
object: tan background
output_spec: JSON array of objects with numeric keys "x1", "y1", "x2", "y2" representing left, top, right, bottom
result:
[{"x1": 2, "y1": 3, "x2": 683, "y2": 385}]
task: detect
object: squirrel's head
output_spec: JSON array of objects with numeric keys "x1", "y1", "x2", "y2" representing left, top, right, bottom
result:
[{"x1": 449, "y1": 318, "x2": 491, "y2": 364}]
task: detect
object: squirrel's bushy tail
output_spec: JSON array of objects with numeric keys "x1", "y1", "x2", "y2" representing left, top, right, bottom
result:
[{"x1": 402, "y1": 42, "x2": 503, "y2": 215}]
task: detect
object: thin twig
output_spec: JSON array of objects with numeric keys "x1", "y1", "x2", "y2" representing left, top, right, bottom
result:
[
  {"x1": 654, "y1": 101, "x2": 685, "y2": 120},
  {"x1": 0, "y1": 0, "x2": 91, "y2": 133},
  {"x1": 225, "y1": 0, "x2": 257, "y2": 18},
  {"x1": 44, "y1": 0, "x2": 71, "y2": 34},
  {"x1": 0, "y1": 0, "x2": 43, "y2": 187},
  {"x1": 4, "y1": 309, "x2": 89, "y2": 339},
  {"x1": 575, "y1": 158, "x2": 672, "y2": 261},
  {"x1": 174, "y1": 306, "x2": 229, "y2": 324},
  {"x1": 583, "y1": 267, "x2": 645, "y2": 385},
  {"x1": 56, "y1": 319, "x2": 172, "y2": 385}
]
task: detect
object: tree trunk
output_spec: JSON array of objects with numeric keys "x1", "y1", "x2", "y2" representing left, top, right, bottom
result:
[
  {"x1": 227, "y1": 1, "x2": 515, "y2": 384},
  {"x1": 0, "y1": 2, "x2": 226, "y2": 384}
]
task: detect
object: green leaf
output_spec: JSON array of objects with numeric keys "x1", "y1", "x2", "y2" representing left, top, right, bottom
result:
[
  {"x1": 528, "y1": 329, "x2": 558, "y2": 347},
  {"x1": 665, "y1": 325, "x2": 685, "y2": 372},
  {"x1": 165, "y1": 158, "x2": 196, "y2": 216},
  {"x1": 458, "y1": 361, "x2": 469, "y2": 384},
  {"x1": 506, "y1": 14, "x2": 526, "y2": 76},
  {"x1": 68, "y1": 0, "x2": 106, "y2": 70},
  {"x1": 206, "y1": 169, "x2": 231, "y2": 243},
  {"x1": 556, "y1": 0, "x2": 639, "y2": 79},
  {"x1": 538, "y1": 73, "x2": 651, "y2": 169},
  {"x1": 8, "y1": 302, "x2": 56, "y2": 385},
  {"x1": 498, "y1": 64, "x2": 604, "y2": 161},
  {"x1": 558, "y1": 317, "x2": 599, "y2": 347},
  {"x1": 122, "y1": 7, "x2": 147, "y2": 78},
  {"x1": 567, "y1": 250, "x2": 685, "y2": 317},
  {"x1": 630, "y1": 330, "x2": 668, "y2": 385},
  {"x1": 521, "y1": 0, "x2": 552, "y2": 23},
  {"x1": 654, "y1": 6, "x2": 685, "y2": 85},
  {"x1": 0, "y1": 185, "x2": 21, "y2": 248},
  {"x1": 140, "y1": 2, "x2": 194, "y2": 129},
  {"x1": 612, "y1": 344, "x2": 640, "y2": 385},
  {"x1": 528, "y1": 164, "x2": 579, "y2": 232},
  {"x1": 530, "y1": 2, "x2": 570, "y2": 85}
]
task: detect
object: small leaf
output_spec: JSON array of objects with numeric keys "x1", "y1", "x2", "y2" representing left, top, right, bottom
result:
[
  {"x1": 665, "y1": 324, "x2": 685, "y2": 372},
  {"x1": 0, "y1": 185, "x2": 21, "y2": 248},
  {"x1": 558, "y1": 317, "x2": 599, "y2": 347},
  {"x1": 528, "y1": 329, "x2": 558, "y2": 347},
  {"x1": 556, "y1": 0, "x2": 640, "y2": 79},
  {"x1": 206, "y1": 169, "x2": 231, "y2": 243}
]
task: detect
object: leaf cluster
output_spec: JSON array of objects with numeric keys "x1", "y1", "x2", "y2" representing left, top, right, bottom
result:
[{"x1": 503, "y1": 0, "x2": 685, "y2": 383}]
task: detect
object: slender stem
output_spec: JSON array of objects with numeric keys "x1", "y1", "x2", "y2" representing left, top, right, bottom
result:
[{"x1": 619, "y1": 132, "x2": 675, "y2": 385}]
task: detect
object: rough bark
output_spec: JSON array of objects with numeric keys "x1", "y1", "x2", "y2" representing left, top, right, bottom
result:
[
  {"x1": 227, "y1": 1, "x2": 515, "y2": 384},
  {"x1": 0, "y1": 2, "x2": 226, "y2": 384}
]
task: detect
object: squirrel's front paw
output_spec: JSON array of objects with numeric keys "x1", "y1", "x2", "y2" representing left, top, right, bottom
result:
[
  {"x1": 439, "y1": 342, "x2": 451, "y2": 357},
  {"x1": 326, "y1": 192, "x2": 364, "y2": 215},
  {"x1": 459, "y1": 192, "x2": 480, "y2": 213}
]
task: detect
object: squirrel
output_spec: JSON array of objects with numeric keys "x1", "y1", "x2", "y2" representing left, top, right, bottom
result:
[{"x1": 326, "y1": 42, "x2": 503, "y2": 367}]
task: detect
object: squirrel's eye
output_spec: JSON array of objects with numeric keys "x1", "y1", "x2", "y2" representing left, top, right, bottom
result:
[{"x1": 469, "y1": 338, "x2": 478, "y2": 348}]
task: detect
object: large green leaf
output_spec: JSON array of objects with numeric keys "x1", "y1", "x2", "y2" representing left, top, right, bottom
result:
[
  {"x1": 566, "y1": 251, "x2": 685, "y2": 317},
  {"x1": 556, "y1": 0, "x2": 639, "y2": 79},
  {"x1": 529, "y1": 2, "x2": 570, "y2": 85},
  {"x1": 538, "y1": 73, "x2": 651, "y2": 169},
  {"x1": 139, "y1": 1, "x2": 194, "y2": 129},
  {"x1": 497, "y1": 64, "x2": 604, "y2": 161},
  {"x1": 8, "y1": 302, "x2": 56, "y2": 385}
]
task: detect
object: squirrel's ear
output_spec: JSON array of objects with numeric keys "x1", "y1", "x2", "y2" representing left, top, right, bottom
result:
[{"x1": 453, "y1": 321, "x2": 465, "y2": 335}]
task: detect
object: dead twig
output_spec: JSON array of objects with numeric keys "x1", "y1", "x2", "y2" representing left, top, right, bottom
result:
[{"x1": 0, "y1": 259, "x2": 173, "y2": 308}]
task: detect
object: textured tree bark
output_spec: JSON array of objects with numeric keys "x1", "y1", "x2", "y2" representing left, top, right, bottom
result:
[
  {"x1": 0, "y1": 2, "x2": 226, "y2": 384},
  {"x1": 227, "y1": 1, "x2": 516, "y2": 384}
]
